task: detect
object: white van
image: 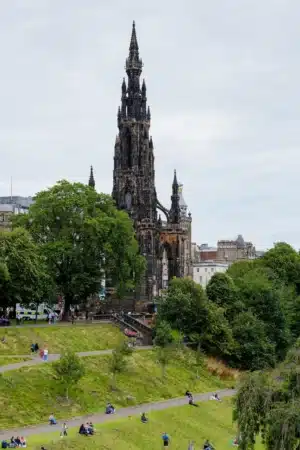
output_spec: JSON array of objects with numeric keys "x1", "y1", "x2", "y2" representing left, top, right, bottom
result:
[{"x1": 16, "y1": 303, "x2": 59, "y2": 321}]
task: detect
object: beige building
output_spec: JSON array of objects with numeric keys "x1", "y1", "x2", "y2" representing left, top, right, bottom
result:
[
  {"x1": 217, "y1": 234, "x2": 256, "y2": 264},
  {"x1": 0, "y1": 203, "x2": 29, "y2": 232},
  {"x1": 193, "y1": 261, "x2": 229, "y2": 288}
]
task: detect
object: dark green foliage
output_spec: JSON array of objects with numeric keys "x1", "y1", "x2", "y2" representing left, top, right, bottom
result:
[
  {"x1": 234, "y1": 347, "x2": 300, "y2": 449},
  {"x1": 53, "y1": 351, "x2": 85, "y2": 399},
  {"x1": 109, "y1": 340, "x2": 133, "y2": 388},
  {"x1": 231, "y1": 312, "x2": 276, "y2": 370},
  {"x1": 14, "y1": 180, "x2": 145, "y2": 316},
  {"x1": 153, "y1": 320, "x2": 174, "y2": 348},
  {"x1": 0, "y1": 228, "x2": 51, "y2": 312}
]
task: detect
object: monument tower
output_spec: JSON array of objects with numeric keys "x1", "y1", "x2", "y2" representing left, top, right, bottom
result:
[{"x1": 111, "y1": 22, "x2": 192, "y2": 302}]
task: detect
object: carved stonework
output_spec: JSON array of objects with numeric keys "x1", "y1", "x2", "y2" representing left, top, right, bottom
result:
[{"x1": 111, "y1": 22, "x2": 192, "y2": 302}]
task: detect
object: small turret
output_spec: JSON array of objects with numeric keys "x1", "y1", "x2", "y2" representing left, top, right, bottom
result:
[
  {"x1": 169, "y1": 170, "x2": 181, "y2": 224},
  {"x1": 122, "y1": 77, "x2": 126, "y2": 95},
  {"x1": 147, "y1": 106, "x2": 151, "y2": 121},
  {"x1": 149, "y1": 136, "x2": 153, "y2": 149}
]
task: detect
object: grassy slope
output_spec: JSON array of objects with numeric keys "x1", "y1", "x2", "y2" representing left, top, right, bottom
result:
[
  {"x1": 0, "y1": 348, "x2": 235, "y2": 429},
  {"x1": 28, "y1": 399, "x2": 264, "y2": 450},
  {"x1": 0, "y1": 324, "x2": 123, "y2": 355},
  {"x1": 0, "y1": 356, "x2": 32, "y2": 366}
]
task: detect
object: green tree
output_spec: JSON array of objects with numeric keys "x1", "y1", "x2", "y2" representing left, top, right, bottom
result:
[
  {"x1": 156, "y1": 346, "x2": 173, "y2": 378},
  {"x1": 53, "y1": 351, "x2": 85, "y2": 399},
  {"x1": 109, "y1": 340, "x2": 133, "y2": 389},
  {"x1": 0, "y1": 228, "x2": 50, "y2": 312},
  {"x1": 233, "y1": 348, "x2": 300, "y2": 450},
  {"x1": 15, "y1": 180, "x2": 145, "y2": 318},
  {"x1": 262, "y1": 242, "x2": 300, "y2": 288},
  {"x1": 230, "y1": 311, "x2": 276, "y2": 370},
  {"x1": 158, "y1": 277, "x2": 234, "y2": 359},
  {"x1": 0, "y1": 260, "x2": 10, "y2": 314},
  {"x1": 206, "y1": 272, "x2": 236, "y2": 308},
  {"x1": 237, "y1": 268, "x2": 290, "y2": 359},
  {"x1": 153, "y1": 320, "x2": 174, "y2": 348}
]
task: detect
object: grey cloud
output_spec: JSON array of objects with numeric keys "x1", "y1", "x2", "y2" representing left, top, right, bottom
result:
[{"x1": 0, "y1": 0, "x2": 299, "y2": 250}]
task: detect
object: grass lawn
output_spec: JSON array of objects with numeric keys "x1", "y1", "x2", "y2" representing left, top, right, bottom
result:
[
  {"x1": 0, "y1": 324, "x2": 123, "y2": 355},
  {"x1": 27, "y1": 399, "x2": 264, "y2": 449},
  {"x1": 0, "y1": 348, "x2": 236, "y2": 429},
  {"x1": 0, "y1": 356, "x2": 32, "y2": 366}
]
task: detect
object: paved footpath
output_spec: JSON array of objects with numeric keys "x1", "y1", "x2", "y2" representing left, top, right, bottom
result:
[
  {"x1": 0, "y1": 388, "x2": 236, "y2": 439},
  {"x1": 0, "y1": 346, "x2": 152, "y2": 373}
]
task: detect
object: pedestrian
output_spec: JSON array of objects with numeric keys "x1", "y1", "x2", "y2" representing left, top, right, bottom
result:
[
  {"x1": 60, "y1": 423, "x2": 68, "y2": 438},
  {"x1": 162, "y1": 432, "x2": 170, "y2": 447},
  {"x1": 43, "y1": 347, "x2": 49, "y2": 362}
]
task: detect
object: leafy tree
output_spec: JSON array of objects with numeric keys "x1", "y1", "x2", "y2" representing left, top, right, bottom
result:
[
  {"x1": 109, "y1": 340, "x2": 133, "y2": 389},
  {"x1": 230, "y1": 311, "x2": 276, "y2": 370},
  {"x1": 237, "y1": 268, "x2": 290, "y2": 359},
  {"x1": 206, "y1": 272, "x2": 236, "y2": 309},
  {"x1": 0, "y1": 228, "x2": 50, "y2": 312},
  {"x1": 0, "y1": 260, "x2": 10, "y2": 314},
  {"x1": 158, "y1": 277, "x2": 233, "y2": 359},
  {"x1": 156, "y1": 346, "x2": 173, "y2": 378},
  {"x1": 153, "y1": 320, "x2": 174, "y2": 348},
  {"x1": 262, "y1": 242, "x2": 300, "y2": 289},
  {"x1": 233, "y1": 346, "x2": 300, "y2": 450},
  {"x1": 53, "y1": 351, "x2": 85, "y2": 399},
  {"x1": 15, "y1": 180, "x2": 145, "y2": 318}
]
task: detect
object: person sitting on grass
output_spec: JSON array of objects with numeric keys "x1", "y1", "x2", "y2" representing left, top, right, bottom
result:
[
  {"x1": 1, "y1": 440, "x2": 8, "y2": 449},
  {"x1": 30, "y1": 343, "x2": 35, "y2": 353},
  {"x1": 185, "y1": 390, "x2": 192, "y2": 398},
  {"x1": 210, "y1": 393, "x2": 221, "y2": 401},
  {"x1": 20, "y1": 436, "x2": 26, "y2": 448},
  {"x1": 49, "y1": 413, "x2": 57, "y2": 425},
  {"x1": 34, "y1": 343, "x2": 39, "y2": 353},
  {"x1": 141, "y1": 412, "x2": 148, "y2": 423},
  {"x1": 87, "y1": 422, "x2": 95, "y2": 434},
  {"x1": 79, "y1": 424, "x2": 88, "y2": 436},
  {"x1": 41, "y1": 447, "x2": 47, "y2": 450},
  {"x1": 105, "y1": 403, "x2": 116, "y2": 414},
  {"x1": 203, "y1": 439, "x2": 215, "y2": 450}
]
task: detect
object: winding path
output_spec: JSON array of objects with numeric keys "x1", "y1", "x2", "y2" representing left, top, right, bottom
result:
[
  {"x1": 0, "y1": 346, "x2": 153, "y2": 373},
  {"x1": 0, "y1": 388, "x2": 236, "y2": 439}
]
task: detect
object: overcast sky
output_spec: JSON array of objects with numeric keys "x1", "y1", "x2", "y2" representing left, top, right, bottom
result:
[{"x1": 0, "y1": 1, "x2": 299, "y2": 250}]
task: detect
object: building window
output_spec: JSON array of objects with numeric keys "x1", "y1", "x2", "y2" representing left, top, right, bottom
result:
[
  {"x1": 211, "y1": 268, "x2": 214, "y2": 272},
  {"x1": 197, "y1": 268, "x2": 199, "y2": 272},
  {"x1": 205, "y1": 268, "x2": 207, "y2": 272},
  {"x1": 200, "y1": 276, "x2": 202, "y2": 283}
]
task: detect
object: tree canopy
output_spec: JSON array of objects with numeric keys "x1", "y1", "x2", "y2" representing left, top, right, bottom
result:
[
  {"x1": 157, "y1": 241, "x2": 300, "y2": 370},
  {"x1": 14, "y1": 180, "x2": 145, "y2": 316},
  {"x1": 0, "y1": 227, "x2": 49, "y2": 312}
]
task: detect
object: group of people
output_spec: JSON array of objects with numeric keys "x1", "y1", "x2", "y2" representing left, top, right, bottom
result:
[
  {"x1": 1, "y1": 436, "x2": 26, "y2": 448},
  {"x1": 78, "y1": 423, "x2": 95, "y2": 436}
]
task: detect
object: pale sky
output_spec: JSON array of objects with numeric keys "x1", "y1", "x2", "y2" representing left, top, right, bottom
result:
[{"x1": 0, "y1": 0, "x2": 299, "y2": 250}]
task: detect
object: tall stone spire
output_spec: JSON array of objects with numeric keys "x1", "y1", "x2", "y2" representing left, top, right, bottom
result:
[
  {"x1": 88, "y1": 165, "x2": 95, "y2": 189},
  {"x1": 169, "y1": 170, "x2": 181, "y2": 224}
]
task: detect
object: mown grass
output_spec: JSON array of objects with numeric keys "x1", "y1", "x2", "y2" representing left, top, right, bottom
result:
[
  {"x1": 0, "y1": 356, "x2": 32, "y2": 366},
  {"x1": 27, "y1": 399, "x2": 264, "y2": 450},
  {"x1": 0, "y1": 348, "x2": 235, "y2": 429},
  {"x1": 0, "y1": 324, "x2": 123, "y2": 355}
]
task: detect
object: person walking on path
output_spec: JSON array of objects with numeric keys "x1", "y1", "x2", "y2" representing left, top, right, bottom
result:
[
  {"x1": 43, "y1": 347, "x2": 49, "y2": 362},
  {"x1": 162, "y1": 432, "x2": 170, "y2": 447},
  {"x1": 60, "y1": 423, "x2": 68, "y2": 438}
]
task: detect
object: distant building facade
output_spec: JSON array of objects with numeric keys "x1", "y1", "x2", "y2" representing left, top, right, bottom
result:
[
  {"x1": 216, "y1": 234, "x2": 256, "y2": 264},
  {"x1": 193, "y1": 261, "x2": 229, "y2": 288},
  {"x1": 0, "y1": 196, "x2": 33, "y2": 232}
]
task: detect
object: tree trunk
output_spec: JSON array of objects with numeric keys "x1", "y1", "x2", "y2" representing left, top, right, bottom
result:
[
  {"x1": 62, "y1": 295, "x2": 72, "y2": 322},
  {"x1": 35, "y1": 303, "x2": 39, "y2": 324}
]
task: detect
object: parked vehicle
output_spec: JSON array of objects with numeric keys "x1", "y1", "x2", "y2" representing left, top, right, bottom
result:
[{"x1": 16, "y1": 303, "x2": 59, "y2": 321}]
